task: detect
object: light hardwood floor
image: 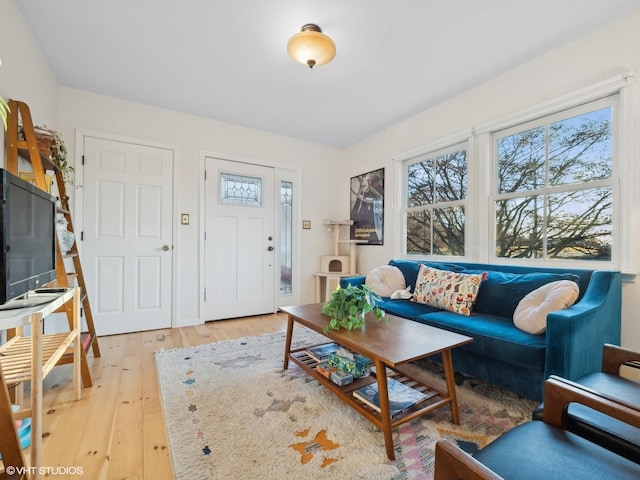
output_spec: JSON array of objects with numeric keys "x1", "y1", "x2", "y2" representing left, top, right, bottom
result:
[{"x1": 23, "y1": 312, "x2": 288, "y2": 479}]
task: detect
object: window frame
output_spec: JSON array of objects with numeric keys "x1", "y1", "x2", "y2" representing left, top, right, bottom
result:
[
  {"x1": 393, "y1": 73, "x2": 633, "y2": 274},
  {"x1": 395, "y1": 135, "x2": 472, "y2": 259},
  {"x1": 490, "y1": 96, "x2": 617, "y2": 266}
]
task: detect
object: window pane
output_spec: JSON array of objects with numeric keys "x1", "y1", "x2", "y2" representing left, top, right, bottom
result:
[
  {"x1": 404, "y1": 144, "x2": 468, "y2": 256},
  {"x1": 433, "y1": 206, "x2": 465, "y2": 256},
  {"x1": 494, "y1": 99, "x2": 615, "y2": 263},
  {"x1": 497, "y1": 127, "x2": 545, "y2": 194},
  {"x1": 549, "y1": 107, "x2": 612, "y2": 186},
  {"x1": 280, "y1": 181, "x2": 293, "y2": 294},
  {"x1": 436, "y1": 150, "x2": 467, "y2": 202},
  {"x1": 406, "y1": 210, "x2": 431, "y2": 255},
  {"x1": 220, "y1": 173, "x2": 262, "y2": 206},
  {"x1": 495, "y1": 196, "x2": 543, "y2": 258},
  {"x1": 547, "y1": 187, "x2": 612, "y2": 260},
  {"x1": 407, "y1": 159, "x2": 434, "y2": 207}
]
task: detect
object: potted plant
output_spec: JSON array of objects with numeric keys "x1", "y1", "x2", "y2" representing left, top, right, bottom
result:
[
  {"x1": 321, "y1": 283, "x2": 387, "y2": 332},
  {"x1": 0, "y1": 96, "x2": 9, "y2": 130},
  {"x1": 34, "y1": 126, "x2": 74, "y2": 188}
]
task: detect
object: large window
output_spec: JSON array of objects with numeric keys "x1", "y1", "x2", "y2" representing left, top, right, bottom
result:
[
  {"x1": 404, "y1": 144, "x2": 468, "y2": 256},
  {"x1": 493, "y1": 97, "x2": 614, "y2": 261}
]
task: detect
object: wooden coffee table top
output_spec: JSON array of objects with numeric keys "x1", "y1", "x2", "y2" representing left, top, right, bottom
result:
[{"x1": 280, "y1": 303, "x2": 472, "y2": 367}]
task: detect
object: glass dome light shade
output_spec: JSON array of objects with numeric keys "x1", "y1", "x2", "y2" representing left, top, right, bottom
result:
[{"x1": 287, "y1": 25, "x2": 336, "y2": 68}]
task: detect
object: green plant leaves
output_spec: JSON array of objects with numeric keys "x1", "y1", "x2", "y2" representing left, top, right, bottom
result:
[
  {"x1": 321, "y1": 284, "x2": 387, "y2": 332},
  {"x1": 0, "y1": 96, "x2": 10, "y2": 131}
]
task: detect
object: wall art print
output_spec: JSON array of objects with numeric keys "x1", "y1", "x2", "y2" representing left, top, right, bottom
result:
[{"x1": 350, "y1": 167, "x2": 384, "y2": 245}]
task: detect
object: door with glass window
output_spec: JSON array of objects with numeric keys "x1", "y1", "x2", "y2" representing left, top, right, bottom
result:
[{"x1": 204, "y1": 158, "x2": 276, "y2": 320}]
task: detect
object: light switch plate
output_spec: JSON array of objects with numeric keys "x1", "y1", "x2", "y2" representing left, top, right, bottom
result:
[{"x1": 181, "y1": 213, "x2": 190, "y2": 225}]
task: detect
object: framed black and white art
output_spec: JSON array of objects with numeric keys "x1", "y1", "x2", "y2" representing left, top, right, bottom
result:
[{"x1": 350, "y1": 167, "x2": 384, "y2": 245}]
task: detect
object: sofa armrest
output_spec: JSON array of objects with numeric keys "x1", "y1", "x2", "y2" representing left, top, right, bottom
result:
[
  {"x1": 544, "y1": 271, "x2": 621, "y2": 382},
  {"x1": 602, "y1": 343, "x2": 640, "y2": 375},
  {"x1": 339, "y1": 275, "x2": 366, "y2": 288}
]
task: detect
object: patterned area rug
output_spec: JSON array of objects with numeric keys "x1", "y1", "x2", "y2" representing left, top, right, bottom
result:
[{"x1": 155, "y1": 328, "x2": 537, "y2": 479}]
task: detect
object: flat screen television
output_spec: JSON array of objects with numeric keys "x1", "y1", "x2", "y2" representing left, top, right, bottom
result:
[{"x1": 0, "y1": 168, "x2": 57, "y2": 308}]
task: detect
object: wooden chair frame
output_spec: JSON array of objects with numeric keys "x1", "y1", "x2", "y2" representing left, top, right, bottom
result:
[{"x1": 434, "y1": 376, "x2": 640, "y2": 480}]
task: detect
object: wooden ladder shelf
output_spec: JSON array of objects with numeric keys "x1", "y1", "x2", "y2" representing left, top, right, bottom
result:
[{"x1": 5, "y1": 99, "x2": 100, "y2": 387}]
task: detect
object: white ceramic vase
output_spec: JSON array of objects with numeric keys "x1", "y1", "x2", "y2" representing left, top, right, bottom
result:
[{"x1": 56, "y1": 214, "x2": 75, "y2": 254}]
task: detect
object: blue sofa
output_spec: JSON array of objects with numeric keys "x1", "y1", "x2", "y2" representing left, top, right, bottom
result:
[{"x1": 341, "y1": 260, "x2": 622, "y2": 401}]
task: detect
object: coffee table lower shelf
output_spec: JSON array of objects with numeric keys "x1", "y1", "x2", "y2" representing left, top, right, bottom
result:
[
  {"x1": 288, "y1": 347, "x2": 454, "y2": 453},
  {"x1": 281, "y1": 303, "x2": 472, "y2": 461}
]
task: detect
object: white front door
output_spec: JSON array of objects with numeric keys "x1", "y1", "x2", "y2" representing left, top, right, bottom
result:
[
  {"x1": 82, "y1": 136, "x2": 174, "y2": 335},
  {"x1": 204, "y1": 158, "x2": 276, "y2": 320}
]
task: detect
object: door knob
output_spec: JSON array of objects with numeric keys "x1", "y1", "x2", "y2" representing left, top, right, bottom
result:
[
  {"x1": 162, "y1": 244, "x2": 171, "y2": 251},
  {"x1": 267, "y1": 246, "x2": 274, "y2": 251}
]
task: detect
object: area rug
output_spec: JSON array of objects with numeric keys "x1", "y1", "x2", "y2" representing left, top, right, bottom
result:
[{"x1": 155, "y1": 328, "x2": 537, "y2": 479}]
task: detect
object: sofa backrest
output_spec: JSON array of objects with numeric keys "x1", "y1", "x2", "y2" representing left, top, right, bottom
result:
[{"x1": 388, "y1": 259, "x2": 596, "y2": 318}]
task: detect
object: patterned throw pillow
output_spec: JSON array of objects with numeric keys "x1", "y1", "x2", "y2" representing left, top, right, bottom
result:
[{"x1": 412, "y1": 265, "x2": 485, "y2": 316}]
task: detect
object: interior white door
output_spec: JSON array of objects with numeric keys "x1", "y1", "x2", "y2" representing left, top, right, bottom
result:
[
  {"x1": 82, "y1": 136, "x2": 174, "y2": 335},
  {"x1": 204, "y1": 158, "x2": 276, "y2": 320}
]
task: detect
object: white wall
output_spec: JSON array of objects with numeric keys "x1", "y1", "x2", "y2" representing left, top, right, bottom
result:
[
  {"x1": 3, "y1": 0, "x2": 640, "y2": 349},
  {"x1": 1, "y1": 0, "x2": 343, "y2": 328},
  {"x1": 0, "y1": 0, "x2": 58, "y2": 166},
  {"x1": 57, "y1": 87, "x2": 343, "y2": 325},
  {"x1": 343, "y1": 10, "x2": 640, "y2": 352}
]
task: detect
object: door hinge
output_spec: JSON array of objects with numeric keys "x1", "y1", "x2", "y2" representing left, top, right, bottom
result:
[
  {"x1": 82, "y1": 155, "x2": 85, "y2": 165},
  {"x1": 203, "y1": 287, "x2": 206, "y2": 302},
  {"x1": 80, "y1": 231, "x2": 84, "y2": 241},
  {"x1": 204, "y1": 170, "x2": 207, "y2": 180}
]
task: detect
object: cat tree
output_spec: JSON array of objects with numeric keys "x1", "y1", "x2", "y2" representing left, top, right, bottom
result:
[{"x1": 314, "y1": 220, "x2": 364, "y2": 302}]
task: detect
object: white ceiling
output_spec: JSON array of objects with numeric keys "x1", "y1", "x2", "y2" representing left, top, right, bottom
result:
[{"x1": 16, "y1": 1, "x2": 640, "y2": 148}]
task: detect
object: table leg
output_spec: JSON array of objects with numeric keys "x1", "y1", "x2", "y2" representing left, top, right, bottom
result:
[
  {"x1": 441, "y1": 349, "x2": 461, "y2": 425},
  {"x1": 374, "y1": 358, "x2": 395, "y2": 460},
  {"x1": 73, "y1": 288, "x2": 81, "y2": 400},
  {"x1": 283, "y1": 315, "x2": 294, "y2": 369},
  {"x1": 315, "y1": 276, "x2": 321, "y2": 303},
  {"x1": 31, "y1": 313, "x2": 43, "y2": 480}
]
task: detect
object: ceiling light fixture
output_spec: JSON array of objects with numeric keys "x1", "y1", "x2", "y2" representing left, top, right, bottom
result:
[{"x1": 287, "y1": 24, "x2": 336, "y2": 69}]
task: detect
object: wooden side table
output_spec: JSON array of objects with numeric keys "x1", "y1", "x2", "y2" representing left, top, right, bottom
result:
[{"x1": 0, "y1": 287, "x2": 81, "y2": 479}]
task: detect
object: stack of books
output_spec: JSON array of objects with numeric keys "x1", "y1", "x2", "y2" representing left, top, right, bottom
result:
[
  {"x1": 352, "y1": 378, "x2": 428, "y2": 417},
  {"x1": 305, "y1": 343, "x2": 338, "y2": 362}
]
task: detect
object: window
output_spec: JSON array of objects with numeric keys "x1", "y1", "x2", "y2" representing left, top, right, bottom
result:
[
  {"x1": 219, "y1": 173, "x2": 262, "y2": 206},
  {"x1": 280, "y1": 181, "x2": 293, "y2": 294},
  {"x1": 493, "y1": 97, "x2": 614, "y2": 261},
  {"x1": 404, "y1": 143, "x2": 468, "y2": 256}
]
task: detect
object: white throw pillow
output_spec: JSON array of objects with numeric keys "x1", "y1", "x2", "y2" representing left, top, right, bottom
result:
[
  {"x1": 365, "y1": 265, "x2": 406, "y2": 297},
  {"x1": 513, "y1": 280, "x2": 580, "y2": 334}
]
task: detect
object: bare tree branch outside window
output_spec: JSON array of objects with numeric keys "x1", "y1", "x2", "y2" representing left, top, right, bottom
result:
[
  {"x1": 495, "y1": 106, "x2": 612, "y2": 261},
  {"x1": 406, "y1": 148, "x2": 467, "y2": 256}
]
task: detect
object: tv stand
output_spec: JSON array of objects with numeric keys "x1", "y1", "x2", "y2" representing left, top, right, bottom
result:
[{"x1": 0, "y1": 287, "x2": 81, "y2": 480}]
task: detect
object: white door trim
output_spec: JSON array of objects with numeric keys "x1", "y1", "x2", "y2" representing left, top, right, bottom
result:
[
  {"x1": 75, "y1": 128, "x2": 180, "y2": 328},
  {"x1": 198, "y1": 150, "x2": 302, "y2": 323}
]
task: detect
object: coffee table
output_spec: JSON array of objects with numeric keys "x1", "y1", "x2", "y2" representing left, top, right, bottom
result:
[{"x1": 281, "y1": 303, "x2": 473, "y2": 460}]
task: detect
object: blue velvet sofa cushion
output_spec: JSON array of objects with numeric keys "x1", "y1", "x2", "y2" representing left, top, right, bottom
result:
[
  {"x1": 376, "y1": 298, "x2": 441, "y2": 318},
  {"x1": 417, "y1": 310, "x2": 546, "y2": 369},
  {"x1": 470, "y1": 270, "x2": 581, "y2": 317}
]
